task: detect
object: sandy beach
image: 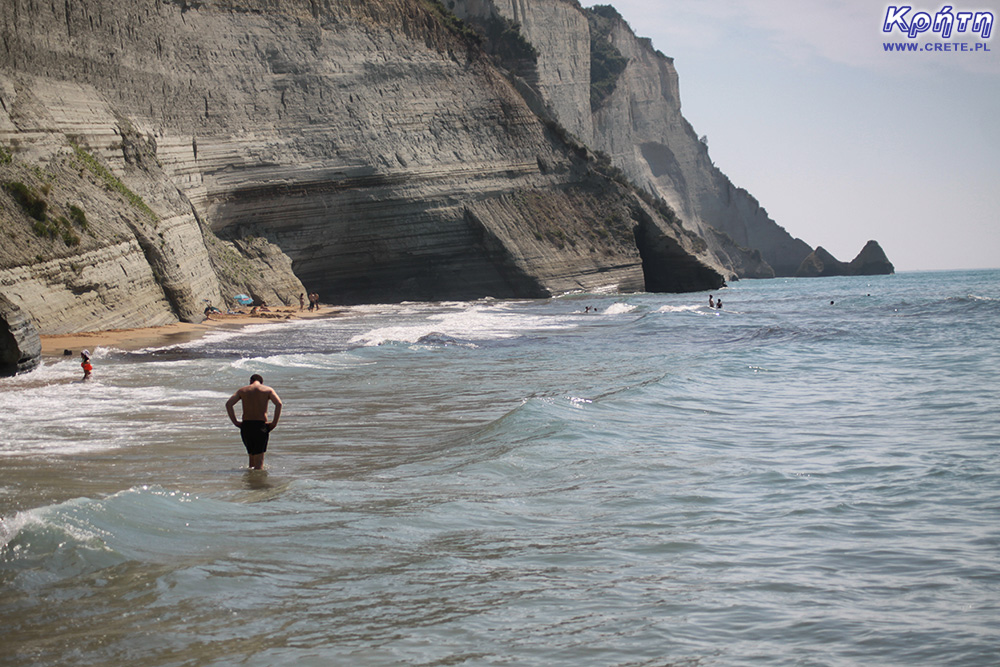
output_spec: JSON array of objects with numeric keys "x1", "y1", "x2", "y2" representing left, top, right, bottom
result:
[{"x1": 39, "y1": 305, "x2": 339, "y2": 358}]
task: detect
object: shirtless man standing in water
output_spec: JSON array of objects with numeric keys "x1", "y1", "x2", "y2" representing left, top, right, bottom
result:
[{"x1": 226, "y1": 374, "x2": 282, "y2": 469}]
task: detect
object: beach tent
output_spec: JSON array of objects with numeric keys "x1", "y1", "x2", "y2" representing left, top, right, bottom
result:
[{"x1": 233, "y1": 294, "x2": 253, "y2": 307}]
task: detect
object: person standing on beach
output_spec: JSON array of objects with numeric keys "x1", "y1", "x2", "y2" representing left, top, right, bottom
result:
[{"x1": 226, "y1": 374, "x2": 283, "y2": 470}]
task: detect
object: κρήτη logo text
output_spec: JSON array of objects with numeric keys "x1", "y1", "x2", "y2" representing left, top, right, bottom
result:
[{"x1": 883, "y1": 6, "x2": 993, "y2": 39}]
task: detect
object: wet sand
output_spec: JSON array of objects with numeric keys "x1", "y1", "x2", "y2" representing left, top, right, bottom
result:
[{"x1": 40, "y1": 306, "x2": 339, "y2": 358}]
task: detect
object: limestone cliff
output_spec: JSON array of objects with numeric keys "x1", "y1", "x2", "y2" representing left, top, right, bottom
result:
[
  {"x1": 453, "y1": 0, "x2": 814, "y2": 278},
  {"x1": 0, "y1": 63, "x2": 305, "y2": 335},
  {"x1": 0, "y1": 292, "x2": 39, "y2": 375},
  {"x1": 1, "y1": 0, "x2": 726, "y2": 358}
]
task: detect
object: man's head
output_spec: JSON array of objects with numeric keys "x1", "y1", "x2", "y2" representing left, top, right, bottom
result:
[{"x1": 250, "y1": 374, "x2": 263, "y2": 384}]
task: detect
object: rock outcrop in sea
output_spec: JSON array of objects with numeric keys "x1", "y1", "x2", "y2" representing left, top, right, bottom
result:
[
  {"x1": 848, "y1": 240, "x2": 895, "y2": 276},
  {"x1": 796, "y1": 240, "x2": 895, "y2": 278},
  {"x1": 0, "y1": 0, "x2": 891, "y2": 372}
]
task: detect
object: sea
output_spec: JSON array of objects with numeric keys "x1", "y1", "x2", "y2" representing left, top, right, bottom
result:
[{"x1": 1, "y1": 269, "x2": 999, "y2": 666}]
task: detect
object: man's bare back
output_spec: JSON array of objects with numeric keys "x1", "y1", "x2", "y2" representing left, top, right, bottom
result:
[{"x1": 226, "y1": 374, "x2": 282, "y2": 469}]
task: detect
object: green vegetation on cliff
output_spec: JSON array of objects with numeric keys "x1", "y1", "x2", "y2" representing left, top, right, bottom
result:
[
  {"x1": 587, "y1": 5, "x2": 629, "y2": 111},
  {"x1": 418, "y1": 0, "x2": 482, "y2": 44},
  {"x1": 69, "y1": 139, "x2": 158, "y2": 222},
  {"x1": 474, "y1": 14, "x2": 539, "y2": 79},
  {"x1": 2, "y1": 179, "x2": 86, "y2": 247}
]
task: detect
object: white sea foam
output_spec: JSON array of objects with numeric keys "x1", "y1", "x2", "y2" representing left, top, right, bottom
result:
[
  {"x1": 655, "y1": 304, "x2": 705, "y2": 314},
  {"x1": 232, "y1": 353, "x2": 374, "y2": 371},
  {"x1": 603, "y1": 302, "x2": 638, "y2": 315},
  {"x1": 34, "y1": 502, "x2": 107, "y2": 544},
  {"x1": 348, "y1": 303, "x2": 573, "y2": 347},
  {"x1": 141, "y1": 322, "x2": 280, "y2": 352},
  {"x1": 0, "y1": 379, "x2": 226, "y2": 457}
]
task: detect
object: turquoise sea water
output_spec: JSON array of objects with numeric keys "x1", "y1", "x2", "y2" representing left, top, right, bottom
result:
[{"x1": 2, "y1": 270, "x2": 999, "y2": 665}]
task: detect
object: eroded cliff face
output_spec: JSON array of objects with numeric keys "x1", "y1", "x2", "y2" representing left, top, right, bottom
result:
[
  {"x1": 0, "y1": 292, "x2": 40, "y2": 375},
  {"x1": 454, "y1": 0, "x2": 814, "y2": 278},
  {"x1": 0, "y1": 0, "x2": 724, "y2": 345},
  {"x1": 0, "y1": 48, "x2": 306, "y2": 334},
  {"x1": 594, "y1": 12, "x2": 814, "y2": 277}
]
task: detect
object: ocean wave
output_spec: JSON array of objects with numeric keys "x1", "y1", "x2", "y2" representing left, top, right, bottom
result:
[
  {"x1": 0, "y1": 486, "x2": 246, "y2": 589},
  {"x1": 602, "y1": 302, "x2": 639, "y2": 315},
  {"x1": 414, "y1": 332, "x2": 479, "y2": 348},
  {"x1": 0, "y1": 500, "x2": 125, "y2": 588},
  {"x1": 0, "y1": 359, "x2": 82, "y2": 390},
  {"x1": 348, "y1": 303, "x2": 574, "y2": 347},
  {"x1": 655, "y1": 304, "x2": 707, "y2": 314},
  {"x1": 728, "y1": 324, "x2": 851, "y2": 345},
  {"x1": 888, "y1": 294, "x2": 1000, "y2": 320},
  {"x1": 231, "y1": 353, "x2": 374, "y2": 371},
  {"x1": 139, "y1": 322, "x2": 279, "y2": 353},
  {"x1": 0, "y1": 381, "x2": 229, "y2": 457}
]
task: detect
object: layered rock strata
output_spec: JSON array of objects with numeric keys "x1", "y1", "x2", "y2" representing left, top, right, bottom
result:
[
  {"x1": 0, "y1": 292, "x2": 40, "y2": 375},
  {"x1": 454, "y1": 0, "x2": 815, "y2": 278},
  {"x1": 0, "y1": 0, "x2": 726, "y2": 347},
  {"x1": 0, "y1": 70, "x2": 302, "y2": 334}
]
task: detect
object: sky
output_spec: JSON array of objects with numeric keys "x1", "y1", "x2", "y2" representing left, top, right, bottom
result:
[{"x1": 601, "y1": 0, "x2": 1000, "y2": 271}]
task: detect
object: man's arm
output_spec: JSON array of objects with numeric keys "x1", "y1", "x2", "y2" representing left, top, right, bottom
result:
[
  {"x1": 268, "y1": 390, "x2": 283, "y2": 429},
  {"x1": 226, "y1": 392, "x2": 242, "y2": 427}
]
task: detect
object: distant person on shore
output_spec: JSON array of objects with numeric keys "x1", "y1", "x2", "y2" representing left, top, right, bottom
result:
[
  {"x1": 226, "y1": 374, "x2": 283, "y2": 470},
  {"x1": 308, "y1": 292, "x2": 319, "y2": 311},
  {"x1": 708, "y1": 294, "x2": 714, "y2": 308},
  {"x1": 299, "y1": 293, "x2": 305, "y2": 311},
  {"x1": 80, "y1": 350, "x2": 92, "y2": 380}
]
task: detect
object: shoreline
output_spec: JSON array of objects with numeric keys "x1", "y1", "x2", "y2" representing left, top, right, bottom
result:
[{"x1": 40, "y1": 305, "x2": 339, "y2": 358}]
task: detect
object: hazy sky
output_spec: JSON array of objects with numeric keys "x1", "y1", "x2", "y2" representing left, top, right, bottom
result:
[{"x1": 602, "y1": 0, "x2": 999, "y2": 271}]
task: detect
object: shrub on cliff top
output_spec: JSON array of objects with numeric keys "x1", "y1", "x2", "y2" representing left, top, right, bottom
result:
[
  {"x1": 419, "y1": 0, "x2": 482, "y2": 46},
  {"x1": 589, "y1": 5, "x2": 624, "y2": 22},
  {"x1": 474, "y1": 15, "x2": 538, "y2": 78}
]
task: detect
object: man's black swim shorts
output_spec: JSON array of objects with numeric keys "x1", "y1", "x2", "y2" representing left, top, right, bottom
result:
[{"x1": 240, "y1": 420, "x2": 271, "y2": 455}]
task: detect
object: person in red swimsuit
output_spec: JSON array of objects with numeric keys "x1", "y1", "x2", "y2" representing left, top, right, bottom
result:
[{"x1": 80, "y1": 350, "x2": 93, "y2": 380}]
